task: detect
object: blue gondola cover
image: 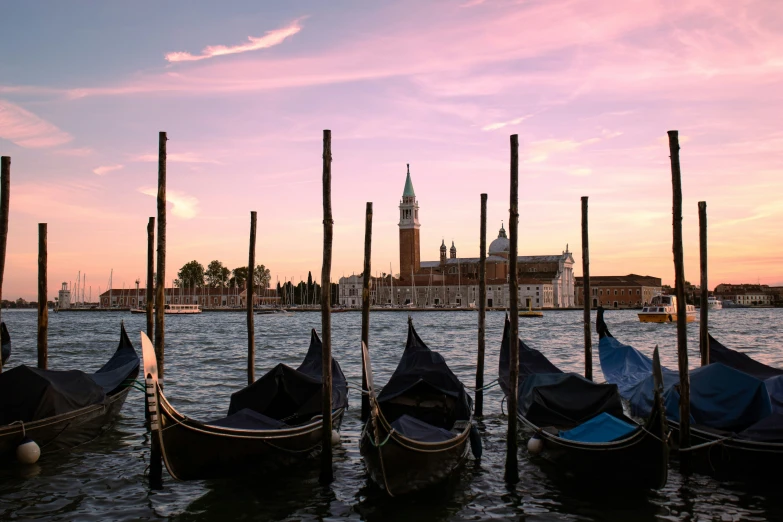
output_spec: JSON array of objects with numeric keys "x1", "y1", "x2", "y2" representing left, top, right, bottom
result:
[{"x1": 559, "y1": 412, "x2": 638, "y2": 443}]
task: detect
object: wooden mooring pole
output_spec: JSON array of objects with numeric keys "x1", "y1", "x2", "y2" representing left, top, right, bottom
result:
[
  {"x1": 361, "y1": 202, "x2": 373, "y2": 422},
  {"x1": 581, "y1": 196, "x2": 592, "y2": 381},
  {"x1": 668, "y1": 130, "x2": 691, "y2": 471},
  {"x1": 151, "y1": 131, "x2": 167, "y2": 489},
  {"x1": 699, "y1": 201, "x2": 708, "y2": 366},
  {"x1": 320, "y1": 129, "x2": 334, "y2": 484},
  {"x1": 475, "y1": 193, "x2": 487, "y2": 417},
  {"x1": 247, "y1": 211, "x2": 257, "y2": 385},
  {"x1": 0, "y1": 156, "x2": 9, "y2": 374},
  {"x1": 146, "y1": 217, "x2": 154, "y2": 340},
  {"x1": 505, "y1": 135, "x2": 520, "y2": 484},
  {"x1": 37, "y1": 223, "x2": 47, "y2": 369}
]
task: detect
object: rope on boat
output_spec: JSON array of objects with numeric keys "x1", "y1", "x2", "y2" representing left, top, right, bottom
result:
[
  {"x1": 125, "y1": 379, "x2": 147, "y2": 393},
  {"x1": 8, "y1": 420, "x2": 25, "y2": 438},
  {"x1": 465, "y1": 379, "x2": 500, "y2": 392},
  {"x1": 678, "y1": 436, "x2": 733, "y2": 452},
  {"x1": 367, "y1": 429, "x2": 393, "y2": 448}
]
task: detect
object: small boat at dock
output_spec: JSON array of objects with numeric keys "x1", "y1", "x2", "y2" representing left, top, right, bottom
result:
[
  {"x1": 0, "y1": 322, "x2": 140, "y2": 462},
  {"x1": 519, "y1": 302, "x2": 543, "y2": 318},
  {"x1": 360, "y1": 317, "x2": 479, "y2": 495},
  {"x1": 143, "y1": 329, "x2": 347, "y2": 480}
]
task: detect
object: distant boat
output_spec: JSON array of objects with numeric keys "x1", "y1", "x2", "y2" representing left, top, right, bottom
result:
[
  {"x1": 164, "y1": 304, "x2": 201, "y2": 315},
  {"x1": 638, "y1": 295, "x2": 695, "y2": 323},
  {"x1": 519, "y1": 302, "x2": 543, "y2": 318},
  {"x1": 130, "y1": 308, "x2": 146, "y2": 315},
  {"x1": 707, "y1": 296, "x2": 723, "y2": 310}
]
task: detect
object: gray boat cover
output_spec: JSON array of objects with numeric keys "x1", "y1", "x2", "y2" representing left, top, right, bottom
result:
[
  {"x1": 390, "y1": 414, "x2": 456, "y2": 442},
  {"x1": 207, "y1": 408, "x2": 288, "y2": 430},
  {"x1": 1, "y1": 322, "x2": 10, "y2": 365}
]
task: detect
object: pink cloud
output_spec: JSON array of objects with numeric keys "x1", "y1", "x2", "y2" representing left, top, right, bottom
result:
[
  {"x1": 482, "y1": 115, "x2": 532, "y2": 132},
  {"x1": 139, "y1": 187, "x2": 200, "y2": 218},
  {"x1": 133, "y1": 152, "x2": 220, "y2": 164},
  {"x1": 0, "y1": 99, "x2": 72, "y2": 148},
  {"x1": 165, "y1": 19, "x2": 303, "y2": 63},
  {"x1": 92, "y1": 164, "x2": 123, "y2": 175}
]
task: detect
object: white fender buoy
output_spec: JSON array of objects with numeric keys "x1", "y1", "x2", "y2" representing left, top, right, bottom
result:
[
  {"x1": 527, "y1": 436, "x2": 544, "y2": 455},
  {"x1": 16, "y1": 438, "x2": 41, "y2": 464},
  {"x1": 331, "y1": 430, "x2": 341, "y2": 445}
]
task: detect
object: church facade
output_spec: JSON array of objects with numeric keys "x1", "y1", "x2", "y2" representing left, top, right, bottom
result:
[{"x1": 338, "y1": 166, "x2": 575, "y2": 308}]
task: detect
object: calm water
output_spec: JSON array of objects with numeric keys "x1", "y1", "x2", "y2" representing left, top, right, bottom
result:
[{"x1": 1, "y1": 308, "x2": 782, "y2": 521}]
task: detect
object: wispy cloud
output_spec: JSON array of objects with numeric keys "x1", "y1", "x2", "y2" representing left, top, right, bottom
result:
[
  {"x1": 52, "y1": 147, "x2": 94, "y2": 157},
  {"x1": 524, "y1": 137, "x2": 600, "y2": 163},
  {"x1": 482, "y1": 115, "x2": 532, "y2": 131},
  {"x1": 139, "y1": 187, "x2": 199, "y2": 219},
  {"x1": 165, "y1": 20, "x2": 303, "y2": 63},
  {"x1": 0, "y1": 99, "x2": 72, "y2": 148},
  {"x1": 133, "y1": 152, "x2": 220, "y2": 164},
  {"x1": 93, "y1": 164, "x2": 123, "y2": 175}
]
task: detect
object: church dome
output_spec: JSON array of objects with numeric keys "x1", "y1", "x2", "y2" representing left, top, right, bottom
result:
[{"x1": 488, "y1": 222, "x2": 509, "y2": 256}]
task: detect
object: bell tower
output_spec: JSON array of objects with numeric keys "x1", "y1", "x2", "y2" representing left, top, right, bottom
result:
[{"x1": 399, "y1": 164, "x2": 420, "y2": 280}]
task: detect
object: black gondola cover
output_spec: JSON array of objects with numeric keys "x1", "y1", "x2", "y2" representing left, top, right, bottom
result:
[
  {"x1": 377, "y1": 320, "x2": 471, "y2": 419},
  {"x1": 227, "y1": 329, "x2": 348, "y2": 420},
  {"x1": 499, "y1": 315, "x2": 624, "y2": 428},
  {"x1": 709, "y1": 335, "x2": 783, "y2": 381},
  {"x1": 498, "y1": 316, "x2": 562, "y2": 397},
  {"x1": 0, "y1": 366, "x2": 106, "y2": 425},
  {"x1": 1, "y1": 322, "x2": 10, "y2": 365},
  {"x1": 90, "y1": 323, "x2": 140, "y2": 394}
]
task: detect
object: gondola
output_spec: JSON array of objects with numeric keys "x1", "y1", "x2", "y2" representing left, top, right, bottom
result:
[
  {"x1": 1, "y1": 322, "x2": 10, "y2": 365},
  {"x1": 0, "y1": 322, "x2": 140, "y2": 461},
  {"x1": 597, "y1": 307, "x2": 783, "y2": 479},
  {"x1": 360, "y1": 317, "x2": 478, "y2": 496},
  {"x1": 142, "y1": 328, "x2": 348, "y2": 480},
  {"x1": 499, "y1": 316, "x2": 669, "y2": 490}
]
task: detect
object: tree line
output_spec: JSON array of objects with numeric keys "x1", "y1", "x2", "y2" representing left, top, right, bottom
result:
[{"x1": 175, "y1": 260, "x2": 272, "y2": 290}]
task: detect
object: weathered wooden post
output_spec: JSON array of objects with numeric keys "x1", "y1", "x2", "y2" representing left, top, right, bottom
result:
[
  {"x1": 475, "y1": 193, "x2": 488, "y2": 416},
  {"x1": 581, "y1": 196, "x2": 592, "y2": 381},
  {"x1": 155, "y1": 131, "x2": 167, "y2": 378},
  {"x1": 699, "y1": 201, "x2": 708, "y2": 366},
  {"x1": 247, "y1": 211, "x2": 257, "y2": 385},
  {"x1": 668, "y1": 130, "x2": 691, "y2": 470},
  {"x1": 320, "y1": 129, "x2": 334, "y2": 484},
  {"x1": 37, "y1": 223, "x2": 48, "y2": 369},
  {"x1": 0, "y1": 157, "x2": 9, "y2": 374},
  {"x1": 505, "y1": 135, "x2": 520, "y2": 484},
  {"x1": 361, "y1": 202, "x2": 373, "y2": 422},
  {"x1": 151, "y1": 131, "x2": 167, "y2": 489},
  {"x1": 146, "y1": 217, "x2": 154, "y2": 339}
]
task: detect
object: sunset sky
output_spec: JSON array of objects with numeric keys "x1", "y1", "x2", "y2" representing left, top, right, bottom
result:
[{"x1": 1, "y1": 0, "x2": 781, "y2": 301}]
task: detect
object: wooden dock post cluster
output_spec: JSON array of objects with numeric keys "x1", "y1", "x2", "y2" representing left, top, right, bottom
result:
[
  {"x1": 668, "y1": 130, "x2": 691, "y2": 470},
  {"x1": 581, "y1": 196, "x2": 592, "y2": 381},
  {"x1": 247, "y1": 211, "x2": 257, "y2": 385},
  {"x1": 320, "y1": 129, "x2": 335, "y2": 484},
  {"x1": 0, "y1": 157, "x2": 9, "y2": 374},
  {"x1": 361, "y1": 202, "x2": 373, "y2": 422},
  {"x1": 475, "y1": 193, "x2": 487, "y2": 417},
  {"x1": 505, "y1": 134, "x2": 520, "y2": 484}
]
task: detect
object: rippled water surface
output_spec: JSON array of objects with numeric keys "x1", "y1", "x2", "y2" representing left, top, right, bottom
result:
[{"x1": 1, "y1": 308, "x2": 782, "y2": 521}]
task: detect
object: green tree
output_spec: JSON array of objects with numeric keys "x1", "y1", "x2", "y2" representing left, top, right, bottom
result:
[
  {"x1": 177, "y1": 260, "x2": 205, "y2": 288},
  {"x1": 231, "y1": 266, "x2": 248, "y2": 289},
  {"x1": 205, "y1": 260, "x2": 229, "y2": 288},
  {"x1": 254, "y1": 265, "x2": 271, "y2": 289}
]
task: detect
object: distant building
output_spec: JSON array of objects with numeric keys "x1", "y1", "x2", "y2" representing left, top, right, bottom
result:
[
  {"x1": 57, "y1": 282, "x2": 71, "y2": 310},
  {"x1": 99, "y1": 287, "x2": 279, "y2": 308},
  {"x1": 574, "y1": 274, "x2": 662, "y2": 308},
  {"x1": 714, "y1": 283, "x2": 774, "y2": 307},
  {"x1": 338, "y1": 166, "x2": 574, "y2": 308}
]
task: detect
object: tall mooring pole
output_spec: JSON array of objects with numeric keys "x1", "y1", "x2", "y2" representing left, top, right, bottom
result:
[
  {"x1": 247, "y1": 211, "x2": 257, "y2": 385},
  {"x1": 699, "y1": 201, "x2": 708, "y2": 366},
  {"x1": 320, "y1": 130, "x2": 334, "y2": 484},
  {"x1": 37, "y1": 223, "x2": 48, "y2": 369},
  {"x1": 581, "y1": 196, "x2": 592, "y2": 381},
  {"x1": 0, "y1": 157, "x2": 10, "y2": 374},
  {"x1": 361, "y1": 202, "x2": 373, "y2": 422},
  {"x1": 669, "y1": 130, "x2": 691, "y2": 471},
  {"x1": 505, "y1": 135, "x2": 520, "y2": 484},
  {"x1": 475, "y1": 193, "x2": 487, "y2": 416}
]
